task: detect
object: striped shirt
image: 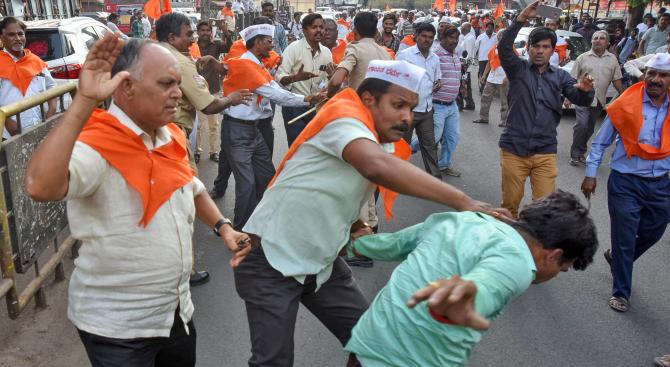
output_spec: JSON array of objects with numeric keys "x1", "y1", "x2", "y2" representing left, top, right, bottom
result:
[{"x1": 433, "y1": 44, "x2": 461, "y2": 102}]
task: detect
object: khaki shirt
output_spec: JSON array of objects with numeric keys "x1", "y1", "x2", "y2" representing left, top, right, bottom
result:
[
  {"x1": 338, "y1": 38, "x2": 392, "y2": 90},
  {"x1": 276, "y1": 38, "x2": 332, "y2": 96},
  {"x1": 570, "y1": 49, "x2": 622, "y2": 107},
  {"x1": 161, "y1": 42, "x2": 215, "y2": 131}
]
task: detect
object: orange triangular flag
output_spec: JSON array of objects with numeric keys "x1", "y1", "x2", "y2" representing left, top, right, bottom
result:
[
  {"x1": 144, "y1": 0, "x2": 171, "y2": 20},
  {"x1": 493, "y1": 0, "x2": 504, "y2": 18},
  {"x1": 449, "y1": 0, "x2": 456, "y2": 14},
  {"x1": 433, "y1": 0, "x2": 445, "y2": 11},
  {"x1": 385, "y1": 3, "x2": 390, "y2": 11}
]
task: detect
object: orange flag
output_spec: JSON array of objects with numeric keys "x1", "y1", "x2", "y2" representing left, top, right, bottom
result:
[
  {"x1": 493, "y1": 0, "x2": 504, "y2": 19},
  {"x1": 433, "y1": 0, "x2": 445, "y2": 11},
  {"x1": 449, "y1": 0, "x2": 456, "y2": 14},
  {"x1": 144, "y1": 0, "x2": 171, "y2": 20},
  {"x1": 385, "y1": 4, "x2": 390, "y2": 11},
  {"x1": 188, "y1": 42, "x2": 201, "y2": 60}
]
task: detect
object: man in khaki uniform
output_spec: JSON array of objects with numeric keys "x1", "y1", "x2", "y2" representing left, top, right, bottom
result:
[
  {"x1": 156, "y1": 12, "x2": 250, "y2": 286},
  {"x1": 328, "y1": 11, "x2": 392, "y2": 96}
]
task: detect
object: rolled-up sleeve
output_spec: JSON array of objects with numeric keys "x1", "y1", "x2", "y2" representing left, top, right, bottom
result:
[{"x1": 337, "y1": 44, "x2": 358, "y2": 74}]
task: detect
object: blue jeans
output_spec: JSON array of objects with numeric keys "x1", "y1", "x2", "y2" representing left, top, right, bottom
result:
[
  {"x1": 412, "y1": 102, "x2": 460, "y2": 169},
  {"x1": 607, "y1": 170, "x2": 670, "y2": 300}
]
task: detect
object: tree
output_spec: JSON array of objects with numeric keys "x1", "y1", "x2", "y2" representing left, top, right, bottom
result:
[{"x1": 627, "y1": 0, "x2": 669, "y2": 29}]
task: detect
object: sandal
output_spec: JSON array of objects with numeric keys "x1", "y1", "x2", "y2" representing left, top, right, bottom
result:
[
  {"x1": 608, "y1": 296, "x2": 629, "y2": 312},
  {"x1": 653, "y1": 355, "x2": 670, "y2": 367}
]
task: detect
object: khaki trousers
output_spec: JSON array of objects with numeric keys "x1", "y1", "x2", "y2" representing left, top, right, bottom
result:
[
  {"x1": 196, "y1": 92, "x2": 222, "y2": 154},
  {"x1": 479, "y1": 81, "x2": 509, "y2": 123},
  {"x1": 499, "y1": 149, "x2": 558, "y2": 217}
]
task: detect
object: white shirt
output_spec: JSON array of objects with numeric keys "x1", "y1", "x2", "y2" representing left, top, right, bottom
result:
[
  {"x1": 459, "y1": 32, "x2": 476, "y2": 58},
  {"x1": 244, "y1": 118, "x2": 393, "y2": 289},
  {"x1": 549, "y1": 36, "x2": 568, "y2": 67},
  {"x1": 232, "y1": 1, "x2": 244, "y2": 13},
  {"x1": 396, "y1": 46, "x2": 441, "y2": 112},
  {"x1": 226, "y1": 51, "x2": 309, "y2": 120},
  {"x1": 276, "y1": 38, "x2": 332, "y2": 96},
  {"x1": 637, "y1": 22, "x2": 649, "y2": 34},
  {"x1": 288, "y1": 20, "x2": 302, "y2": 39},
  {"x1": 65, "y1": 102, "x2": 206, "y2": 339},
  {"x1": 487, "y1": 54, "x2": 507, "y2": 84},
  {"x1": 475, "y1": 32, "x2": 497, "y2": 61},
  {"x1": 0, "y1": 49, "x2": 55, "y2": 139},
  {"x1": 142, "y1": 17, "x2": 151, "y2": 37}
]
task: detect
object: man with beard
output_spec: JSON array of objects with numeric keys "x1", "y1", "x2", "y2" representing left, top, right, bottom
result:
[
  {"x1": 235, "y1": 59, "x2": 500, "y2": 366},
  {"x1": 379, "y1": 12, "x2": 400, "y2": 53},
  {"x1": 277, "y1": 13, "x2": 333, "y2": 146},
  {"x1": 397, "y1": 22, "x2": 442, "y2": 178},
  {"x1": 195, "y1": 20, "x2": 231, "y2": 163},
  {"x1": 221, "y1": 24, "x2": 324, "y2": 230},
  {"x1": 261, "y1": 2, "x2": 288, "y2": 54},
  {"x1": 568, "y1": 30, "x2": 623, "y2": 167},
  {"x1": 499, "y1": 1, "x2": 594, "y2": 218},
  {"x1": 0, "y1": 17, "x2": 56, "y2": 139},
  {"x1": 582, "y1": 53, "x2": 670, "y2": 313}
]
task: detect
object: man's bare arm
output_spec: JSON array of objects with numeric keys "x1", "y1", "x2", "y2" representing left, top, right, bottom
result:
[
  {"x1": 342, "y1": 138, "x2": 492, "y2": 212},
  {"x1": 327, "y1": 68, "x2": 348, "y2": 98}
]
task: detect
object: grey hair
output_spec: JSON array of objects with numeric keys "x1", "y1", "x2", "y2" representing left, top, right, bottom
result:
[
  {"x1": 592, "y1": 30, "x2": 608, "y2": 41},
  {"x1": 111, "y1": 38, "x2": 152, "y2": 80}
]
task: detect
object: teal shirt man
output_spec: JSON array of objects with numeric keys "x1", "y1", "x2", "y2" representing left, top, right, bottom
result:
[{"x1": 345, "y1": 212, "x2": 537, "y2": 366}]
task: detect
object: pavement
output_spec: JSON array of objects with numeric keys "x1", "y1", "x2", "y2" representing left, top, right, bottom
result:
[{"x1": 1, "y1": 91, "x2": 670, "y2": 367}]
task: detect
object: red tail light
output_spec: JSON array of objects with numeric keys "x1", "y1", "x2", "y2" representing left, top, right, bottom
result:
[{"x1": 49, "y1": 64, "x2": 82, "y2": 79}]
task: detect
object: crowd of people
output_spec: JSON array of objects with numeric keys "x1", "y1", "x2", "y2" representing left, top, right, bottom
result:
[{"x1": 2, "y1": 0, "x2": 670, "y2": 365}]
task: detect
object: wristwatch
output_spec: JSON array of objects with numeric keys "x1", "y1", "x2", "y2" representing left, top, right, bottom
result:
[{"x1": 213, "y1": 218, "x2": 232, "y2": 237}]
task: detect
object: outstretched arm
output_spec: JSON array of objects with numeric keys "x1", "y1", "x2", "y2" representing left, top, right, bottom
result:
[{"x1": 25, "y1": 33, "x2": 130, "y2": 202}]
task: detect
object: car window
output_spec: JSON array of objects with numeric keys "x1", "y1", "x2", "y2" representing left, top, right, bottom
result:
[
  {"x1": 93, "y1": 25, "x2": 110, "y2": 38},
  {"x1": 81, "y1": 26, "x2": 100, "y2": 49},
  {"x1": 63, "y1": 33, "x2": 77, "y2": 56},
  {"x1": 25, "y1": 30, "x2": 64, "y2": 61},
  {"x1": 565, "y1": 35, "x2": 589, "y2": 60}
]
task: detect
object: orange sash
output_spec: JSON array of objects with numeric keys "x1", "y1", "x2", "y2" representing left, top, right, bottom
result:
[
  {"x1": 607, "y1": 82, "x2": 670, "y2": 160},
  {"x1": 269, "y1": 88, "x2": 411, "y2": 219},
  {"x1": 346, "y1": 31, "x2": 355, "y2": 43},
  {"x1": 386, "y1": 47, "x2": 396, "y2": 60},
  {"x1": 488, "y1": 43, "x2": 517, "y2": 71},
  {"x1": 332, "y1": 39, "x2": 347, "y2": 64},
  {"x1": 188, "y1": 42, "x2": 201, "y2": 60},
  {"x1": 77, "y1": 109, "x2": 194, "y2": 226},
  {"x1": 224, "y1": 39, "x2": 281, "y2": 70},
  {"x1": 401, "y1": 35, "x2": 416, "y2": 47},
  {"x1": 555, "y1": 43, "x2": 567, "y2": 63},
  {"x1": 337, "y1": 18, "x2": 350, "y2": 29},
  {"x1": 221, "y1": 7, "x2": 234, "y2": 17},
  {"x1": 223, "y1": 57, "x2": 273, "y2": 105},
  {"x1": 0, "y1": 49, "x2": 48, "y2": 96}
]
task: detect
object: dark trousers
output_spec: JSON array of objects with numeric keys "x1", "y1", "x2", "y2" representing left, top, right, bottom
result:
[
  {"x1": 77, "y1": 309, "x2": 196, "y2": 367},
  {"x1": 607, "y1": 170, "x2": 670, "y2": 300},
  {"x1": 282, "y1": 105, "x2": 315, "y2": 148},
  {"x1": 213, "y1": 116, "x2": 274, "y2": 197},
  {"x1": 457, "y1": 71, "x2": 476, "y2": 109},
  {"x1": 220, "y1": 117, "x2": 276, "y2": 230},
  {"x1": 477, "y1": 60, "x2": 488, "y2": 93},
  {"x1": 403, "y1": 110, "x2": 442, "y2": 178},
  {"x1": 570, "y1": 104, "x2": 603, "y2": 159},
  {"x1": 234, "y1": 245, "x2": 369, "y2": 367}
]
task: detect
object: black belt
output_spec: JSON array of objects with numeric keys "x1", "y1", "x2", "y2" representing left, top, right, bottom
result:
[
  {"x1": 225, "y1": 115, "x2": 258, "y2": 125},
  {"x1": 433, "y1": 99, "x2": 455, "y2": 106},
  {"x1": 636, "y1": 174, "x2": 668, "y2": 182}
]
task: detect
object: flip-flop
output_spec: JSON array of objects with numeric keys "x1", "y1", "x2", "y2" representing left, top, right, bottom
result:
[
  {"x1": 608, "y1": 296, "x2": 629, "y2": 312},
  {"x1": 653, "y1": 355, "x2": 670, "y2": 367}
]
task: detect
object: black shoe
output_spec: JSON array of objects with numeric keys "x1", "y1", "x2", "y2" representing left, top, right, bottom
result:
[
  {"x1": 463, "y1": 105, "x2": 476, "y2": 111},
  {"x1": 189, "y1": 270, "x2": 210, "y2": 287},
  {"x1": 472, "y1": 119, "x2": 489, "y2": 124},
  {"x1": 345, "y1": 256, "x2": 374, "y2": 268},
  {"x1": 209, "y1": 189, "x2": 225, "y2": 199},
  {"x1": 210, "y1": 153, "x2": 219, "y2": 162},
  {"x1": 569, "y1": 158, "x2": 585, "y2": 167},
  {"x1": 194, "y1": 153, "x2": 201, "y2": 164}
]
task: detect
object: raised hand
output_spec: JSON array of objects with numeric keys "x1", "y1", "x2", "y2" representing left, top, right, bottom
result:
[
  {"x1": 516, "y1": 0, "x2": 540, "y2": 22},
  {"x1": 78, "y1": 33, "x2": 130, "y2": 102},
  {"x1": 407, "y1": 276, "x2": 490, "y2": 331},
  {"x1": 576, "y1": 73, "x2": 595, "y2": 92}
]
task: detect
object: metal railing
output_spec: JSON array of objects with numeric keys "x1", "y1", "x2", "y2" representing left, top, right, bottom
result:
[{"x1": 0, "y1": 82, "x2": 78, "y2": 319}]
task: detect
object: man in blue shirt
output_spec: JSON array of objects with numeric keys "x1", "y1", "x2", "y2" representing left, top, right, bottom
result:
[
  {"x1": 581, "y1": 53, "x2": 670, "y2": 313},
  {"x1": 261, "y1": 2, "x2": 288, "y2": 55}
]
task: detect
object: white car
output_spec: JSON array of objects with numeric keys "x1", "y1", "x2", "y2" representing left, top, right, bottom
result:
[
  {"x1": 513, "y1": 27, "x2": 616, "y2": 107},
  {"x1": 25, "y1": 17, "x2": 112, "y2": 85}
]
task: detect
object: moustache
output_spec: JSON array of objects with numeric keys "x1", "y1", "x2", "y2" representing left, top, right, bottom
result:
[
  {"x1": 391, "y1": 124, "x2": 409, "y2": 132},
  {"x1": 648, "y1": 82, "x2": 664, "y2": 88}
]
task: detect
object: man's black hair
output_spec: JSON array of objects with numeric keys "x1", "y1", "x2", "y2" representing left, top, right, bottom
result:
[
  {"x1": 485, "y1": 21, "x2": 494, "y2": 28},
  {"x1": 196, "y1": 20, "x2": 211, "y2": 31},
  {"x1": 155, "y1": 12, "x2": 191, "y2": 42},
  {"x1": 0, "y1": 16, "x2": 26, "y2": 34},
  {"x1": 301, "y1": 13, "x2": 323, "y2": 29},
  {"x1": 354, "y1": 12, "x2": 378, "y2": 38},
  {"x1": 357, "y1": 78, "x2": 392, "y2": 100},
  {"x1": 414, "y1": 22, "x2": 436, "y2": 37},
  {"x1": 528, "y1": 26, "x2": 557, "y2": 48},
  {"x1": 439, "y1": 24, "x2": 459, "y2": 39},
  {"x1": 108, "y1": 13, "x2": 119, "y2": 22},
  {"x1": 245, "y1": 35, "x2": 271, "y2": 50},
  {"x1": 516, "y1": 190, "x2": 598, "y2": 270},
  {"x1": 261, "y1": 1, "x2": 273, "y2": 9},
  {"x1": 660, "y1": 12, "x2": 670, "y2": 19},
  {"x1": 383, "y1": 13, "x2": 397, "y2": 24},
  {"x1": 252, "y1": 16, "x2": 273, "y2": 25},
  {"x1": 111, "y1": 38, "x2": 153, "y2": 77}
]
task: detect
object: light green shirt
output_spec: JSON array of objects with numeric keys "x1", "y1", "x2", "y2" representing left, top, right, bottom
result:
[
  {"x1": 244, "y1": 118, "x2": 393, "y2": 289},
  {"x1": 344, "y1": 212, "x2": 537, "y2": 367}
]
